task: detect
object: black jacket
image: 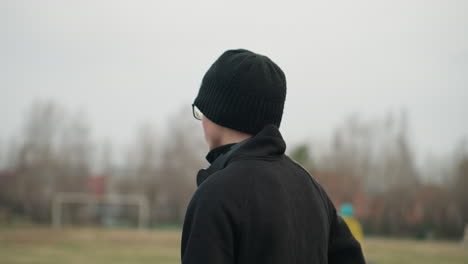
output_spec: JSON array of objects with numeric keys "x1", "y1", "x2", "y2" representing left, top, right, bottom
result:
[{"x1": 181, "y1": 125, "x2": 365, "y2": 264}]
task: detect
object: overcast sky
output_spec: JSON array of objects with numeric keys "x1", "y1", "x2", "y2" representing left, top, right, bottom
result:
[{"x1": 1, "y1": 0, "x2": 467, "y2": 162}]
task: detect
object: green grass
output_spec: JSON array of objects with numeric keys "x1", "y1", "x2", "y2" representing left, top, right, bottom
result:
[
  {"x1": 364, "y1": 237, "x2": 468, "y2": 264},
  {"x1": 0, "y1": 228, "x2": 180, "y2": 264},
  {"x1": 0, "y1": 227, "x2": 467, "y2": 264}
]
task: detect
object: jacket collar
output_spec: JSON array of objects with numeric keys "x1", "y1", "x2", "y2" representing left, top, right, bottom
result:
[
  {"x1": 196, "y1": 124, "x2": 286, "y2": 186},
  {"x1": 228, "y1": 124, "x2": 286, "y2": 162},
  {"x1": 205, "y1": 143, "x2": 236, "y2": 164}
]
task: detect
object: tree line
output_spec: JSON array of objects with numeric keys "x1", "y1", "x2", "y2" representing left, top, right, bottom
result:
[
  {"x1": 290, "y1": 112, "x2": 467, "y2": 239},
  {"x1": 0, "y1": 101, "x2": 466, "y2": 239}
]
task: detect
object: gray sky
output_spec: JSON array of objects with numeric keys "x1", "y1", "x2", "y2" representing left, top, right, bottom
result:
[{"x1": 1, "y1": 0, "x2": 467, "y2": 161}]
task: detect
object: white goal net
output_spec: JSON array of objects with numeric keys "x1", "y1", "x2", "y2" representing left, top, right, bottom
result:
[{"x1": 51, "y1": 192, "x2": 149, "y2": 229}]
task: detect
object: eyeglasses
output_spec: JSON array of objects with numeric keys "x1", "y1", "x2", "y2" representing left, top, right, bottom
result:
[{"x1": 192, "y1": 104, "x2": 203, "y2": 120}]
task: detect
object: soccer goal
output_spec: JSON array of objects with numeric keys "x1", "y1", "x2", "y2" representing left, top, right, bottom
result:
[{"x1": 51, "y1": 192, "x2": 150, "y2": 229}]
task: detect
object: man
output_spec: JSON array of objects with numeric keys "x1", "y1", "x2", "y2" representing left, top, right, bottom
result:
[
  {"x1": 339, "y1": 203, "x2": 364, "y2": 245},
  {"x1": 181, "y1": 49, "x2": 365, "y2": 264}
]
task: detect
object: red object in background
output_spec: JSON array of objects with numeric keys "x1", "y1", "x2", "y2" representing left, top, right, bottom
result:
[{"x1": 88, "y1": 175, "x2": 106, "y2": 196}]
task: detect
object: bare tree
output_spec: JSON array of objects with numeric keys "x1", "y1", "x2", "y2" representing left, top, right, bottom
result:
[
  {"x1": 156, "y1": 107, "x2": 205, "y2": 223},
  {"x1": 122, "y1": 123, "x2": 161, "y2": 223},
  {"x1": 316, "y1": 111, "x2": 419, "y2": 194},
  {"x1": 5, "y1": 101, "x2": 92, "y2": 222},
  {"x1": 13, "y1": 101, "x2": 65, "y2": 221},
  {"x1": 453, "y1": 146, "x2": 468, "y2": 223}
]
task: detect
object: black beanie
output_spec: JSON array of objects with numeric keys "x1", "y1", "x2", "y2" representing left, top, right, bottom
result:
[{"x1": 193, "y1": 49, "x2": 287, "y2": 135}]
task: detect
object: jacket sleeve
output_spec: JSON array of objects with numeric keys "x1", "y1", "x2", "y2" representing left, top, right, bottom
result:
[
  {"x1": 181, "y1": 182, "x2": 239, "y2": 264},
  {"x1": 328, "y1": 210, "x2": 366, "y2": 264}
]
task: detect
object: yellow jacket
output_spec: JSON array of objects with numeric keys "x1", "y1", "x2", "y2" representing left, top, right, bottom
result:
[{"x1": 342, "y1": 216, "x2": 364, "y2": 244}]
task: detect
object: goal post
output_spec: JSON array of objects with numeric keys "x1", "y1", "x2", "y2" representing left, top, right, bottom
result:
[
  {"x1": 464, "y1": 223, "x2": 468, "y2": 244},
  {"x1": 52, "y1": 192, "x2": 150, "y2": 229}
]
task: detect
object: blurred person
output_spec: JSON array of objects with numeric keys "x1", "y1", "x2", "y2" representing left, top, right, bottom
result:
[
  {"x1": 181, "y1": 49, "x2": 365, "y2": 264},
  {"x1": 339, "y1": 203, "x2": 364, "y2": 244}
]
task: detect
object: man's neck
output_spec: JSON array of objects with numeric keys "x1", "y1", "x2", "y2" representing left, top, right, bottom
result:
[{"x1": 209, "y1": 133, "x2": 252, "y2": 150}]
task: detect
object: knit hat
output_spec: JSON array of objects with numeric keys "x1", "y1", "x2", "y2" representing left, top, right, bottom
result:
[{"x1": 193, "y1": 49, "x2": 287, "y2": 135}]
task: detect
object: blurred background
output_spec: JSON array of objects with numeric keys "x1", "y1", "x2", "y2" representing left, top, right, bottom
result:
[{"x1": 1, "y1": 0, "x2": 467, "y2": 263}]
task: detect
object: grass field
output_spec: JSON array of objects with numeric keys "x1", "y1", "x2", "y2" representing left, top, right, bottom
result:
[{"x1": 1, "y1": 227, "x2": 467, "y2": 264}]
